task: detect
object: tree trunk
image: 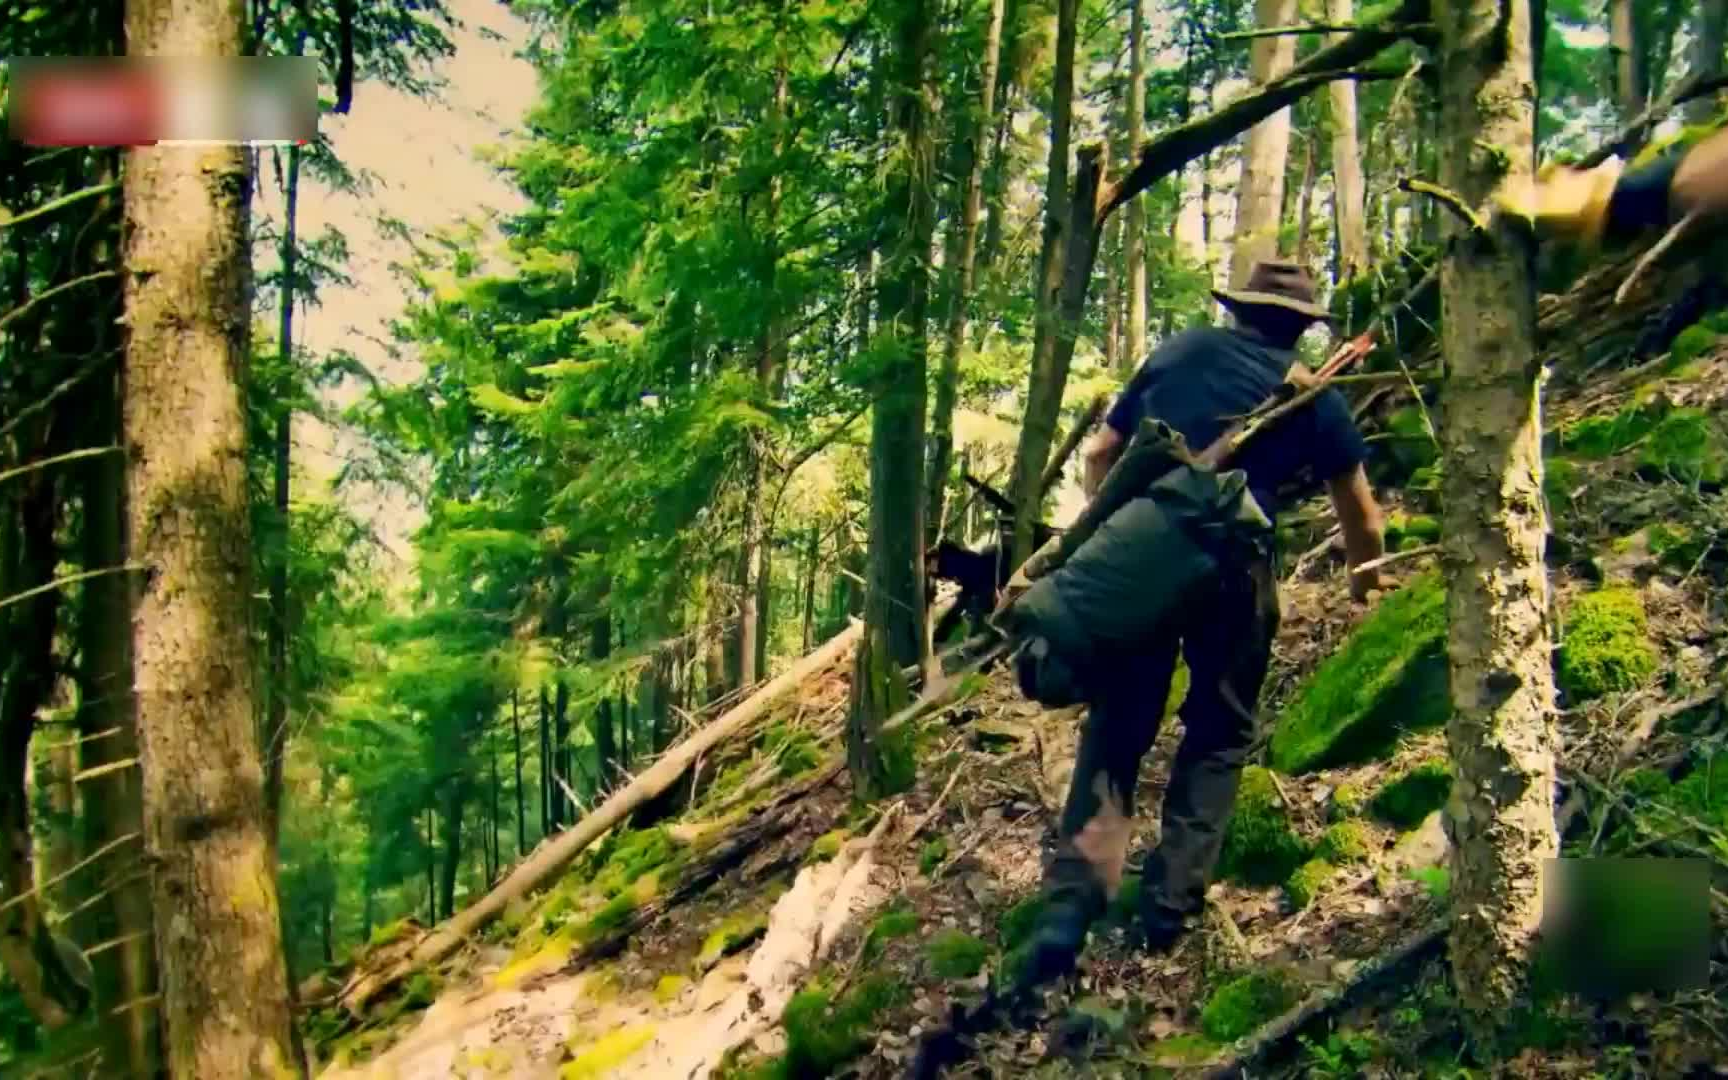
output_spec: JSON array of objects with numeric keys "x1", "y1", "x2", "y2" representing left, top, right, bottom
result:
[
  {"x1": 851, "y1": 0, "x2": 935, "y2": 791},
  {"x1": 1124, "y1": 0, "x2": 1148, "y2": 369},
  {"x1": 121, "y1": 1, "x2": 296, "y2": 1070},
  {"x1": 1686, "y1": 0, "x2": 1728, "y2": 124},
  {"x1": 438, "y1": 779, "x2": 463, "y2": 921},
  {"x1": 1004, "y1": 0, "x2": 1079, "y2": 565},
  {"x1": 1294, "y1": 132, "x2": 1318, "y2": 262},
  {"x1": 1229, "y1": 0, "x2": 1300, "y2": 288},
  {"x1": 424, "y1": 809, "x2": 436, "y2": 923},
  {"x1": 553, "y1": 681, "x2": 572, "y2": 819},
  {"x1": 926, "y1": 0, "x2": 1008, "y2": 544},
  {"x1": 513, "y1": 692, "x2": 526, "y2": 855},
  {"x1": 1328, "y1": 0, "x2": 1370, "y2": 281},
  {"x1": 1434, "y1": 0, "x2": 1557, "y2": 1038},
  {"x1": 264, "y1": 141, "x2": 300, "y2": 855},
  {"x1": 1608, "y1": 0, "x2": 1646, "y2": 138},
  {"x1": 801, "y1": 526, "x2": 819, "y2": 653},
  {"x1": 489, "y1": 721, "x2": 500, "y2": 881},
  {"x1": 590, "y1": 614, "x2": 616, "y2": 792},
  {"x1": 538, "y1": 687, "x2": 552, "y2": 835},
  {"x1": 1103, "y1": 215, "x2": 1122, "y2": 371}
]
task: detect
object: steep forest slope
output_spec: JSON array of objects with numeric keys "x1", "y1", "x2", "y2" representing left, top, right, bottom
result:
[{"x1": 302, "y1": 264, "x2": 1728, "y2": 1079}]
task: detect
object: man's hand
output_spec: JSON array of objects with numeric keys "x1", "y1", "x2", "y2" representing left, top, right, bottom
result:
[
  {"x1": 1327, "y1": 464, "x2": 1387, "y2": 604},
  {"x1": 1349, "y1": 566, "x2": 1390, "y2": 604}
]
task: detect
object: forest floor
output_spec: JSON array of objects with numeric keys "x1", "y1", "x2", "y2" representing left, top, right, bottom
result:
[{"x1": 307, "y1": 331, "x2": 1728, "y2": 1079}]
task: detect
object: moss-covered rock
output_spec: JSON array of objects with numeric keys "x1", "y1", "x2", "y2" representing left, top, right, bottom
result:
[
  {"x1": 862, "y1": 905, "x2": 919, "y2": 960},
  {"x1": 806, "y1": 828, "x2": 850, "y2": 864},
  {"x1": 1369, "y1": 760, "x2": 1453, "y2": 831},
  {"x1": 562, "y1": 1024, "x2": 656, "y2": 1079},
  {"x1": 1328, "y1": 781, "x2": 1369, "y2": 821},
  {"x1": 1270, "y1": 571, "x2": 1449, "y2": 773},
  {"x1": 591, "y1": 827, "x2": 680, "y2": 898},
  {"x1": 1316, "y1": 820, "x2": 1372, "y2": 864},
  {"x1": 1637, "y1": 408, "x2": 1727, "y2": 485},
  {"x1": 1199, "y1": 968, "x2": 1304, "y2": 1043},
  {"x1": 1285, "y1": 858, "x2": 1335, "y2": 909},
  {"x1": 1217, "y1": 767, "x2": 1309, "y2": 887},
  {"x1": 1556, "y1": 587, "x2": 1657, "y2": 703},
  {"x1": 1384, "y1": 512, "x2": 1441, "y2": 552},
  {"x1": 925, "y1": 930, "x2": 989, "y2": 980},
  {"x1": 918, "y1": 837, "x2": 948, "y2": 876},
  {"x1": 1665, "y1": 324, "x2": 1719, "y2": 371},
  {"x1": 1556, "y1": 403, "x2": 1662, "y2": 460},
  {"x1": 778, "y1": 975, "x2": 908, "y2": 1076}
]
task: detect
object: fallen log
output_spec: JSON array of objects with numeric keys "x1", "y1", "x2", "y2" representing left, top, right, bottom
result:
[{"x1": 336, "y1": 620, "x2": 865, "y2": 1016}]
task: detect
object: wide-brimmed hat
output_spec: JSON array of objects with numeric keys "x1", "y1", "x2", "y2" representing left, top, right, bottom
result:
[{"x1": 1212, "y1": 260, "x2": 1334, "y2": 322}]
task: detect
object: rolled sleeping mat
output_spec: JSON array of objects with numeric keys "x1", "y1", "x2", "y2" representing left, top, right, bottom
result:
[{"x1": 999, "y1": 462, "x2": 1273, "y2": 705}]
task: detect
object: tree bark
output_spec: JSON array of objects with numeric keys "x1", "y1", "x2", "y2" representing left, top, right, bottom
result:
[
  {"x1": 513, "y1": 692, "x2": 526, "y2": 856},
  {"x1": 1608, "y1": 0, "x2": 1647, "y2": 138},
  {"x1": 538, "y1": 687, "x2": 552, "y2": 835},
  {"x1": 590, "y1": 613, "x2": 616, "y2": 792},
  {"x1": 1434, "y1": 0, "x2": 1558, "y2": 1038},
  {"x1": 1328, "y1": 0, "x2": 1370, "y2": 281},
  {"x1": 489, "y1": 719, "x2": 500, "y2": 880},
  {"x1": 553, "y1": 680, "x2": 572, "y2": 819},
  {"x1": 264, "y1": 141, "x2": 300, "y2": 855},
  {"x1": 926, "y1": 0, "x2": 1007, "y2": 546},
  {"x1": 851, "y1": 0, "x2": 935, "y2": 792},
  {"x1": 1004, "y1": 0, "x2": 1079, "y2": 565},
  {"x1": 1686, "y1": 0, "x2": 1728, "y2": 124},
  {"x1": 1229, "y1": 0, "x2": 1300, "y2": 289},
  {"x1": 437, "y1": 772, "x2": 463, "y2": 921},
  {"x1": 120, "y1": 0, "x2": 296, "y2": 1070},
  {"x1": 801, "y1": 526, "x2": 819, "y2": 653},
  {"x1": 1124, "y1": 0, "x2": 1148, "y2": 369},
  {"x1": 1294, "y1": 131, "x2": 1318, "y2": 261}
]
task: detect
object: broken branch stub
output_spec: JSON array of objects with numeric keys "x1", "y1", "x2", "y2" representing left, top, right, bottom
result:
[{"x1": 335, "y1": 620, "x2": 865, "y2": 1017}]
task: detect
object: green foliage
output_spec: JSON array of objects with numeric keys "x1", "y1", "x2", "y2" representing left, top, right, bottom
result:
[
  {"x1": 1270, "y1": 572, "x2": 1449, "y2": 773},
  {"x1": 917, "y1": 837, "x2": 948, "y2": 876},
  {"x1": 1543, "y1": 456, "x2": 1582, "y2": 510},
  {"x1": 1316, "y1": 820, "x2": 1371, "y2": 864},
  {"x1": 1383, "y1": 511, "x2": 1440, "y2": 552},
  {"x1": 1217, "y1": 767, "x2": 1309, "y2": 887},
  {"x1": 1380, "y1": 407, "x2": 1439, "y2": 481},
  {"x1": 1646, "y1": 523, "x2": 1707, "y2": 569},
  {"x1": 763, "y1": 722, "x2": 823, "y2": 779},
  {"x1": 1284, "y1": 858, "x2": 1334, "y2": 910},
  {"x1": 1556, "y1": 405, "x2": 1661, "y2": 459},
  {"x1": 1369, "y1": 760, "x2": 1453, "y2": 831},
  {"x1": 1556, "y1": 587, "x2": 1657, "y2": 702},
  {"x1": 1329, "y1": 781, "x2": 1369, "y2": 821},
  {"x1": 1298, "y1": 1030, "x2": 1382, "y2": 1078},
  {"x1": 1666, "y1": 324, "x2": 1719, "y2": 371},
  {"x1": 1407, "y1": 866, "x2": 1451, "y2": 902},
  {"x1": 1199, "y1": 968, "x2": 1303, "y2": 1043},
  {"x1": 925, "y1": 930, "x2": 989, "y2": 980}
]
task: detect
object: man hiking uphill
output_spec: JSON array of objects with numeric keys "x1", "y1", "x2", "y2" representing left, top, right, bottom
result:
[{"x1": 1012, "y1": 259, "x2": 1391, "y2": 989}]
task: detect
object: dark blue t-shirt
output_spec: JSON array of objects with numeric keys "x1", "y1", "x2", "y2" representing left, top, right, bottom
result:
[{"x1": 1105, "y1": 326, "x2": 1367, "y2": 518}]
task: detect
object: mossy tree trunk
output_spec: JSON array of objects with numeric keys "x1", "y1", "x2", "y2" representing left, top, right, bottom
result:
[
  {"x1": 1434, "y1": 0, "x2": 1558, "y2": 1042},
  {"x1": 1328, "y1": 0, "x2": 1370, "y2": 282},
  {"x1": 121, "y1": 0, "x2": 297, "y2": 1071}
]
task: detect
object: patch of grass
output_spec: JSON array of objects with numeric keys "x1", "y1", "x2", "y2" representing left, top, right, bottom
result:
[
  {"x1": 1199, "y1": 968, "x2": 1304, "y2": 1043},
  {"x1": 1316, "y1": 820, "x2": 1371, "y2": 864},
  {"x1": 925, "y1": 930, "x2": 989, "y2": 980},
  {"x1": 1369, "y1": 760, "x2": 1453, "y2": 831},
  {"x1": 917, "y1": 837, "x2": 948, "y2": 876},
  {"x1": 1638, "y1": 407, "x2": 1727, "y2": 485},
  {"x1": 1285, "y1": 858, "x2": 1334, "y2": 909},
  {"x1": 997, "y1": 897, "x2": 1046, "y2": 950},
  {"x1": 863, "y1": 904, "x2": 920, "y2": 960},
  {"x1": 562, "y1": 1024, "x2": 656, "y2": 1079},
  {"x1": 1270, "y1": 571, "x2": 1449, "y2": 773},
  {"x1": 1556, "y1": 587, "x2": 1657, "y2": 703},
  {"x1": 775, "y1": 974, "x2": 908, "y2": 1077},
  {"x1": 1217, "y1": 766, "x2": 1309, "y2": 887}
]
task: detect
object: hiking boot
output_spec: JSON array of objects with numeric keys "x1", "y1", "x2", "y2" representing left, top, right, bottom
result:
[{"x1": 1136, "y1": 893, "x2": 1195, "y2": 955}]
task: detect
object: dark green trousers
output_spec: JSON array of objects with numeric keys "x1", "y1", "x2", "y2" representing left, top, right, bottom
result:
[{"x1": 1043, "y1": 556, "x2": 1280, "y2": 930}]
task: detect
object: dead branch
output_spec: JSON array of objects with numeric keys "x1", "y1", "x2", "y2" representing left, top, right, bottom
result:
[
  {"x1": 1038, "y1": 394, "x2": 1108, "y2": 497},
  {"x1": 1398, "y1": 178, "x2": 1487, "y2": 235},
  {"x1": 336, "y1": 620, "x2": 864, "y2": 1016}
]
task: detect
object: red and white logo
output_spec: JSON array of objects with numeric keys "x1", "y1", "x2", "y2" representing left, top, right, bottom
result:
[{"x1": 12, "y1": 64, "x2": 164, "y2": 147}]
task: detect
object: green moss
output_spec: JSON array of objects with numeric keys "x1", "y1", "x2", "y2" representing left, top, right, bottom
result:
[
  {"x1": 1369, "y1": 760, "x2": 1453, "y2": 831},
  {"x1": 862, "y1": 905, "x2": 919, "y2": 960},
  {"x1": 655, "y1": 974, "x2": 691, "y2": 1003},
  {"x1": 917, "y1": 837, "x2": 948, "y2": 876},
  {"x1": 779, "y1": 975, "x2": 908, "y2": 1076},
  {"x1": 763, "y1": 721, "x2": 823, "y2": 779},
  {"x1": 1637, "y1": 408, "x2": 1727, "y2": 485},
  {"x1": 1316, "y1": 820, "x2": 1371, "y2": 864},
  {"x1": 1384, "y1": 512, "x2": 1440, "y2": 552},
  {"x1": 997, "y1": 897, "x2": 1046, "y2": 950},
  {"x1": 1270, "y1": 571, "x2": 1449, "y2": 773},
  {"x1": 1647, "y1": 523, "x2": 1707, "y2": 569},
  {"x1": 401, "y1": 971, "x2": 442, "y2": 1009},
  {"x1": 578, "y1": 876, "x2": 657, "y2": 943},
  {"x1": 925, "y1": 930, "x2": 989, "y2": 980},
  {"x1": 1328, "y1": 781, "x2": 1368, "y2": 821},
  {"x1": 1556, "y1": 587, "x2": 1657, "y2": 703},
  {"x1": 1543, "y1": 456, "x2": 1582, "y2": 510},
  {"x1": 697, "y1": 911, "x2": 768, "y2": 970},
  {"x1": 1558, "y1": 405, "x2": 1660, "y2": 460},
  {"x1": 562, "y1": 1024, "x2": 656, "y2": 1079},
  {"x1": 1285, "y1": 858, "x2": 1334, "y2": 909},
  {"x1": 1382, "y1": 406, "x2": 1440, "y2": 480},
  {"x1": 367, "y1": 918, "x2": 414, "y2": 948},
  {"x1": 806, "y1": 829, "x2": 850, "y2": 864},
  {"x1": 591, "y1": 827, "x2": 679, "y2": 898},
  {"x1": 1199, "y1": 968, "x2": 1304, "y2": 1043},
  {"x1": 1217, "y1": 766, "x2": 1309, "y2": 887},
  {"x1": 1145, "y1": 1032, "x2": 1224, "y2": 1066},
  {"x1": 1666, "y1": 324, "x2": 1719, "y2": 370}
]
